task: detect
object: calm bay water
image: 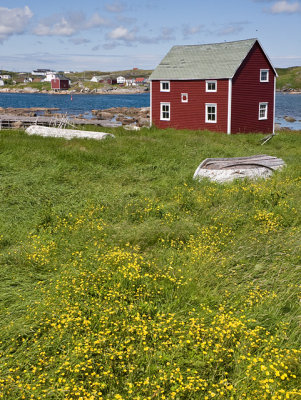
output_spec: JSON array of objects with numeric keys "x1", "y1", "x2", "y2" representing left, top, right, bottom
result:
[
  {"x1": 274, "y1": 92, "x2": 301, "y2": 130},
  {"x1": 0, "y1": 92, "x2": 150, "y2": 117},
  {"x1": 0, "y1": 91, "x2": 300, "y2": 129}
]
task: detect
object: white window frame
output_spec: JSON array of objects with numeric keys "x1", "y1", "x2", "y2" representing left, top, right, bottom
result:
[
  {"x1": 206, "y1": 80, "x2": 217, "y2": 92},
  {"x1": 160, "y1": 81, "x2": 170, "y2": 92},
  {"x1": 181, "y1": 93, "x2": 188, "y2": 103},
  {"x1": 259, "y1": 102, "x2": 268, "y2": 120},
  {"x1": 260, "y1": 69, "x2": 269, "y2": 82},
  {"x1": 205, "y1": 103, "x2": 217, "y2": 123},
  {"x1": 160, "y1": 102, "x2": 170, "y2": 121}
]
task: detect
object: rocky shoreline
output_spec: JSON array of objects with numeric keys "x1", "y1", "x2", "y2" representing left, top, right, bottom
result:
[
  {"x1": 0, "y1": 87, "x2": 147, "y2": 95},
  {"x1": 276, "y1": 89, "x2": 301, "y2": 94},
  {"x1": 0, "y1": 106, "x2": 150, "y2": 129},
  {"x1": 91, "y1": 107, "x2": 150, "y2": 127}
]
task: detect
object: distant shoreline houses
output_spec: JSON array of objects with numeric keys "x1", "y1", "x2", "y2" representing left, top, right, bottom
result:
[
  {"x1": 0, "y1": 74, "x2": 12, "y2": 86},
  {"x1": 91, "y1": 75, "x2": 149, "y2": 87},
  {"x1": 1, "y1": 67, "x2": 150, "y2": 91},
  {"x1": 0, "y1": 74, "x2": 12, "y2": 80}
]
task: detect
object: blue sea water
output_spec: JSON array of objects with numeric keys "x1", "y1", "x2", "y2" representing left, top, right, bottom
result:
[
  {"x1": 0, "y1": 92, "x2": 150, "y2": 118},
  {"x1": 0, "y1": 91, "x2": 300, "y2": 129},
  {"x1": 275, "y1": 92, "x2": 301, "y2": 130}
]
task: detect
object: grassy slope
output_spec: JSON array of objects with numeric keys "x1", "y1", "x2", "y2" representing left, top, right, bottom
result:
[
  {"x1": 0, "y1": 128, "x2": 300, "y2": 399},
  {"x1": 67, "y1": 69, "x2": 153, "y2": 81},
  {"x1": 276, "y1": 67, "x2": 301, "y2": 91}
]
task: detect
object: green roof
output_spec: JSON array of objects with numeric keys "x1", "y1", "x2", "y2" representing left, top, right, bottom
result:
[{"x1": 150, "y1": 38, "x2": 259, "y2": 80}]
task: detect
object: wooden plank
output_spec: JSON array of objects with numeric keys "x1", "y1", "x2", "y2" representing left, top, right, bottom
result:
[
  {"x1": 204, "y1": 156, "x2": 277, "y2": 166},
  {"x1": 200, "y1": 155, "x2": 285, "y2": 171},
  {"x1": 203, "y1": 155, "x2": 271, "y2": 163}
]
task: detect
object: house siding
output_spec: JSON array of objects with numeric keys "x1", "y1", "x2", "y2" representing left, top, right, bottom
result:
[
  {"x1": 51, "y1": 79, "x2": 69, "y2": 90},
  {"x1": 151, "y1": 79, "x2": 229, "y2": 132},
  {"x1": 231, "y1": 42, "x2": 275, "y2": 133}
]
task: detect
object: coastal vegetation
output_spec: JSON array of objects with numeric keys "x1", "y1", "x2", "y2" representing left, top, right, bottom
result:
[
  {"x1": 0, "y1": 69, "x2": 152, "y2": 94},
  {"x1": 66, "y1": 69, "x2": 153, "y2": 82},
  {"x1": 276, "y1": 67, "x2": 301, "y2": 92},
  {"x1": 0, "y1": 127, "x2": 300, "y2": 399}
]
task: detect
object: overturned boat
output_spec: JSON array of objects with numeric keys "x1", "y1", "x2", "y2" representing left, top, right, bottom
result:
[{"x1": 193, "y1": 155, "x2": 285, "y2": 183}]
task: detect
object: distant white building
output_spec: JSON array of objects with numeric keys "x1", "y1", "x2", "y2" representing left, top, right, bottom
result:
[
  {"x1": 0, "y1": 79, "x2": 4, "y2": 86},
  {"x1": 32, "y1": 69, "x2": 53, "y2": 76},
  {"x1": 117, "y1": 76, "x2": 126, "y2": 84},
  {"x1": 42, "y1": 72, "x2": 59, "y2": 82},
  {"x1": 0, "y1": 74, "x2": 11, "y2": 80},
  {"x1": 125, "y1": 79, "x2": 135, "y2": 86},
  {"x1": 91, "y1": 76, "x2": 102, "y2": 82}
]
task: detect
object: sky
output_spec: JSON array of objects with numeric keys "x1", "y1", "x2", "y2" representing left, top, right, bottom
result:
[{"x1": 0, "y1": 0, "x2": 300, "y2": 72}]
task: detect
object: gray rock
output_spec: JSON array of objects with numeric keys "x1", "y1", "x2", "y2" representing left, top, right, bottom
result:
[
  {"x1": 23, "y1": 87, "x2": 39, "y2": 93},
  {"x1": 284, "y1": 116, "x2": 296, "y2": 122},
  {"x1": 11, "y1": 121, "x2": 24, "y2": 129},
  {"x1": 137, "y1": 117, "x2": 150, "y2": 127},
  {"x1": 98, "y1": 111, "x2": 113, "y2": 120}
]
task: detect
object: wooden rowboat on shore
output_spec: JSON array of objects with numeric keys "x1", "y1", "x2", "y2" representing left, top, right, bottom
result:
[{"x1": 193, "y1": 155, "x2": 285, "y2": 183}]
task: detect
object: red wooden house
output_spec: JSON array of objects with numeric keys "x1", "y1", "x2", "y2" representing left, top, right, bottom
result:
[
  {"x1": 149, "y1": 39, "x2": 277, "y2": 134},
  {"x1": 51, "y1": 77, "x2": 70, "y2": 90},
  {"x1": 135, "y1": 77, "x2": 146, "y2": 85}
]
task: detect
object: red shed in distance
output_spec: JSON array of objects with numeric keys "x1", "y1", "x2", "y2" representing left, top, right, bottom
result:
[
  {"x1": 149, "y1": 38, "x2": 277, "y2": 134},
  {"x1": 51, "y1": 78, "x2": 70, "y2": 90}
]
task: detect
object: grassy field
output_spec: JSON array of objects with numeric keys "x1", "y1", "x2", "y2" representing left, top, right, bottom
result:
[
  {"x1": 0, "y1": 127, "x2": 300, "y2": 400},
  {"x1": 276, "y1": 67, "x2": 301, "y2": 91},
  {"x1": 58, "y1": 69, "x2": 153, "y2": 82}
]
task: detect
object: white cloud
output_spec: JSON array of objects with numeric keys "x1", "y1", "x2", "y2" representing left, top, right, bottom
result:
[
  {"x1": 105, "y1": 1, "x2": 126, "y2": 13},
  {"x1": 182, "y1": 25, "x2": 203, "y2": 38},
  {"x1": 34, "y1": 17, "x2": 75, "y2": 36},
  {"x1": 268, "y1": 0, "x2": 301, "y2": 13},
  {"x1": 0, "y1": 6, "x2": 33, "y2": 43},
  {"x1": 85, "y1": 13, "x2": 109, "y2": 29},
  {"x1": 104, "y1": 26, "x2": 175, "y2": 48},
  {"x1": 33, "y1": 12, "x2": 109, "y2": 37},
  {"x1": 107, "y1": 26, "x2": 135, "y2": 41}
]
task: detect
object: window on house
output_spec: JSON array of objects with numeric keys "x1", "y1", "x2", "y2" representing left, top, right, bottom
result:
[
  {"x1": 260, "y1": 69, "x2": 269, "y2": 82},
  {"x1": 181, "y1": 93, "x2": 188, "y2": 103},
  {"x1": 206, "y1": 104, "x2": 217, "y2": 123},
  {"x1": 160, "y1": 102, "x2": 170, "y2": 121},
  {"x1": 206, "y1": 80, "x2": 217, "y2": 92},
  {"x1": 259, "y1": 102, "x2": 268, "y2": 120},
  {"x1": 160, "y1": 81, "x2": 170, "y2": 92}
]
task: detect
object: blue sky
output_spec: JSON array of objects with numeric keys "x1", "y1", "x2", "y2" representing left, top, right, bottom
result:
[{"x1": 0, "y1": 0, "x2": 300, "y2": 72}]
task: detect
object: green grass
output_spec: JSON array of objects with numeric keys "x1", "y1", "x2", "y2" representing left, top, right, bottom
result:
[
  {"x1": 68, "y1": 69, "x2": 153, "y2": 79},
  {"x1": 0, "y1": 127, "x2": 300, "y2": 399},
  {"x1": 276, "y1": 67, "x2": 301, "y2": 91},
  {"x1": 13, "y1": 82, "x2": 52, "y2": 91}
]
